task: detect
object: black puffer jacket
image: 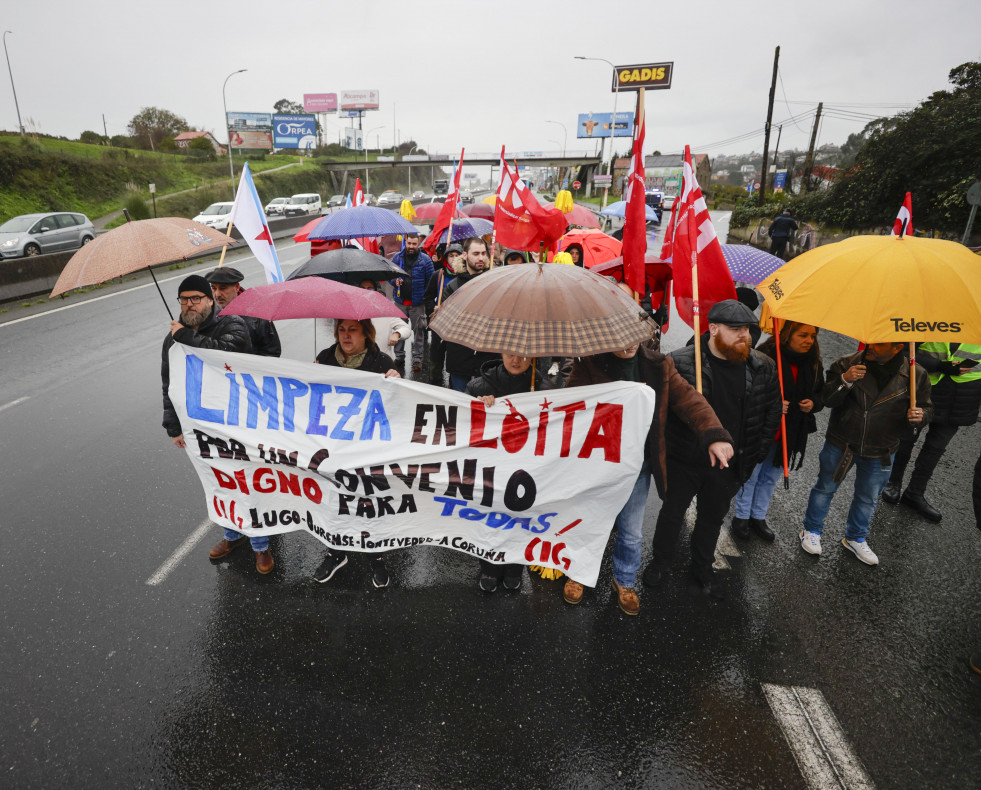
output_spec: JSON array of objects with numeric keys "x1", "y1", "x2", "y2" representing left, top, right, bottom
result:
[
  {"x1": 316, "y1": 342, "x2": 397, "y2": 375},
  {"x1": 669, "y1": 336, "x2": 782, "y2": 483},
  {"x1": 443, "y1": 270, "x2": 499, "y2": 379},
  {"x1": 916, "y1": 345, "x2": 981, "y2": 426},
  {"x1": 244, "y1": 316, "x2": 281, "y2": 357},
  {"x1": 465, "y1": 360, "x2": 552, "y2": 398},
  {"x1": 162, "y1": 307, "x2": 252, "y2": 437}
]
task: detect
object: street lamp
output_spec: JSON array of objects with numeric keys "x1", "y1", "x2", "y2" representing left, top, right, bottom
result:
[
  {"x1": 2, "y1": 31, "x2": 24, "y2": 135},
  {"x1": 546, "y1": 121, "x2": 567, "y2": 190},
  {"x1": 575, "y1": 56, "x2": 619, "y2": 208},
  {"x1": 365, "y1": 125, "x2": 385, "y2": 193},
  {"x1": 222, "y1": 68, "x2": 247, "y2": 196},
  {"x1": 548, "y1": 140, "x2": 562, "y2": 190}
]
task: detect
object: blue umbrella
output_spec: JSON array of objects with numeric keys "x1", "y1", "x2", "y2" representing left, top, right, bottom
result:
[
  {"x1": 439, "y1": 217, "x2": 494, "y2": 243},
  {"x1": 599, "y1": 200, "x2": 660, "y2": 223},
  {"x1": 720, "y1": 244, "x2": 785, "y2": 285},
  {"x1": 307, "y1": 205, "x2": 419, "y2": 241}
]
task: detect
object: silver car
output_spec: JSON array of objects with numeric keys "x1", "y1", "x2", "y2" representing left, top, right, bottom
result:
[{"x1": 0, "y1": 212, "x2": 96, "y2": 259}]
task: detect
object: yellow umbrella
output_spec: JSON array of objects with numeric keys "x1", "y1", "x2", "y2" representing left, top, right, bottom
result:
[
  {"x1": 399, "y1": 200, "x2": 417, "y2": 222},
  {"x1": 480, "y1": 194, "x2": 497, "y2": 205},
  {"x1": 758, "y1": 235, "x2": 981, "y2": 343}
]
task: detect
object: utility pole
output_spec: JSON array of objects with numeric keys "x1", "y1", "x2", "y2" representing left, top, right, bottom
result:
[
  {"x1": 102, "y1": 113, "x2": 110, "y2": 146},
  {"x1": 801, "y1": 102, "x2": 823, "y2": 194},
  {"x1": 757, "y1": 46, "x2": 780, "y2": 206}
]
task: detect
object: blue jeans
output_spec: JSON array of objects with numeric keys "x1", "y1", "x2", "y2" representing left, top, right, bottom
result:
[
  {"x1": 225, "y1": 528, "x2": 268, "y2": 552},
  {"x1": 449, "y1": 373, "x2": 471, "y2": 393},
  {"x1": 611, "y1": 472, "x2": 652, "y2": 588},
  {"x1": 734, "y1": 444, "x2": 783, "y2": 519},
  {"x1": 802, "y1": 440, "x2": 893, "y2": 542}
]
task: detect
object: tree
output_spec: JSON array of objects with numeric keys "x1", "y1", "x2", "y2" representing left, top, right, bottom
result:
[
  {"x1": 127, "y1": 106, "x2": 188, "y2": 151},
  {"x1": 79, "y1": 130, "x2": 107, "y2": 145},
  {"x1": 273, "y1": 99, "x2": 304, "y2": 115}
]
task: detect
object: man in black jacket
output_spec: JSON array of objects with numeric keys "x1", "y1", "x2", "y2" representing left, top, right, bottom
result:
[
  {"x1": 768, "y1": 209, "x2": 798, "y2": 259},
  {"x1": 205, "y1": 266, "x2": 281, "y2": 357},
  {"x1": 642, "y1": 299, "x2": 782, "y2": 597},
  {"x1": 160, "y1": 275, "x2": 273, "y2": 574}
]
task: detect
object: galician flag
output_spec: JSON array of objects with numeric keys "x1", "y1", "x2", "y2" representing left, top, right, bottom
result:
[
  {"x1": 621, "y1": 110, "x2": 647, "y2": 296},
  {"x1": 230, "y1": 161, "x2": 283, "y2": 284}
]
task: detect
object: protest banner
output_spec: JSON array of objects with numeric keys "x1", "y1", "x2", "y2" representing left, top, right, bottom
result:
[{"x1": 168, "y1": 346, "x2": 656, "y2": 586}]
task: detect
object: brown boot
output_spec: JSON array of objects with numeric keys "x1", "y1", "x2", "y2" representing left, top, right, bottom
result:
[
  {"x1": 563, "y1": 578, "x2": 584, "y2": 605},
  {"x1": 255, "y1": 550, "x2": 274, "y2": 575},
  {"x1": 612, "y1": 579, "x2": 640, "y2": 616},
  {"x1": 209, "y1": 536, "x2": 247, "y2": 560}
]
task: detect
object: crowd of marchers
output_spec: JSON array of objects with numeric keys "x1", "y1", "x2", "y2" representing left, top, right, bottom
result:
[{"x1": 159, "y1": 235, "x2": 981, "y2": 619}]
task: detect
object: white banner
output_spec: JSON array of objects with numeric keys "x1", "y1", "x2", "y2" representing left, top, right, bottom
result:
[{"x1": 168, "y1": 346, "x2": 657, "y2": 586}]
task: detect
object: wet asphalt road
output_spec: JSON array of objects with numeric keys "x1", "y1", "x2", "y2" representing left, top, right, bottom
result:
[{"x1": 1, "y1": 227, "x2": 980, "y2": 789}]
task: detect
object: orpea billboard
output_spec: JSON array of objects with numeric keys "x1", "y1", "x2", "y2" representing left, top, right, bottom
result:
[{"x1": 273, "y1": 114, "x2": 317, "y2": 149}]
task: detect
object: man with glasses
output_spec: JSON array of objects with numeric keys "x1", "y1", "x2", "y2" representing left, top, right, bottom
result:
[{"x1": 159, "y1": 275, "x2": 271, "y2": 573}]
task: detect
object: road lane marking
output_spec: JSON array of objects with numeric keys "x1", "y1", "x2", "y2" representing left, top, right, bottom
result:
[
  {"x1": 683, "y1": 504, "x2": 742, "y2": 569},
  {"x1": 146, "y1": 519, "x2": 213, "y2": 586},
  {"x1": 762, "y1": 683, "x2": 875, "y2": 790},
  {"x1": 0, "y1": 396, "x2": 30, "y2": 414}
]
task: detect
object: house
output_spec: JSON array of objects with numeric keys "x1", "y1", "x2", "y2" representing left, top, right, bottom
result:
[
  {"x1": 173, "y1": 131, "x2": 227, "y2": 155},
  {"x1": 644, "y1": 153, "x2": 712, "y2": 197}
]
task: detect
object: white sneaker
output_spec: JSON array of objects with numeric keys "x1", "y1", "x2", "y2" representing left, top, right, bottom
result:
[
  {"x1": 842, "y1": 538, "x2": 879, "y2": 566},
  {"x1": 799, "y1": 529, "x2": 822, "y2": 555}
]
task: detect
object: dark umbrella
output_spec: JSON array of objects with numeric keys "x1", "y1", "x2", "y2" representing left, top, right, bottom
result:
[
  {"x1": 307, "y1": 205, "x2": 419, "y2": 241},
  {"x1": 218, "y1": 277, "x2": 405, "y2": 322},
  {"x1": 439, "y1": 217, "x2": 494, "y2": 243},
  {"x1": 591, "y1": 253, "x2": 673, "y2": 310},
  {"x1": 286, "y1": 248, "x2": 403, "y2": 283}
]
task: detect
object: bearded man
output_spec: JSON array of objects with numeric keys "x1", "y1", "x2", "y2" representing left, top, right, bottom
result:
[{"x1": 642, "y1": 299, "x2": 782, "y2": 598}]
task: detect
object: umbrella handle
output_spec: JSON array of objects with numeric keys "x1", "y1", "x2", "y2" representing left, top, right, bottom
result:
[
  {"x1": 148, "y1": 265, "x2": 174, "y2": 320},
  {"x1": 772, "y1": 317, "x2": 790, "y2": 485}
]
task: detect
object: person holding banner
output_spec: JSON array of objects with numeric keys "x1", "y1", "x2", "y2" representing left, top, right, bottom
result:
[
  {"x1": 205, "y1": 267, "x2": 282, "y2": 358},
  {"x1": 562, "y1": 337, "x2": 734, "y2": 614},
  {"x1": 466, "y1": 354, "x2": 552, "y2": 592},
  {"x1": 642, "y1": 299, "x2": 782, "y2": 599},
  {"x1": 441, "y1": 237, "x2": 497, "y2": 392},
  {"x1": 312, "y1": 318, "x2": 402, "y2": 588},
  {"x1": 731, "y1": 324, "x2": 824, "y2": 542},
  {"x1": 160, "y1": 276, "x2": 270, "y2": 572}
]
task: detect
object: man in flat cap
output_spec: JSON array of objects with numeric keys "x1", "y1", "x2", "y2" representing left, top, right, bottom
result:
[
  {"x1": 161, "y1": 275, "x2": 276, "y2": 575},
  {"x1": 205, "y1": 266, "x2": 281, "y2": 357},
  {"x1": 642, "y1": 299, "x2": 782, "y2": 598}
]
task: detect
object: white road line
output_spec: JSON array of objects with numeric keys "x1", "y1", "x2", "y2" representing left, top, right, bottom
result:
[
  {"x1": 682, "y1": 504, "x2": 742, "y2": 569},
  {"x1": 0, "y1": 396, "x2": 30, "y2": 414},
  {"x1": 146, "y1": 519, "x2": 213, "y2": 586},
  {"x1": 763, "y1": 683, "x2": 875, "y2": 790}
]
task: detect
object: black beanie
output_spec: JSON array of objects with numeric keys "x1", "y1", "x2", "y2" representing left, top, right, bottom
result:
[{"x1": 178, "y1": 274, "x2": 213, "y2": 298}]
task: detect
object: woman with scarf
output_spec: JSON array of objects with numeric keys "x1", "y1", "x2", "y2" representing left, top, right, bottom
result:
[
  {"x1": 732, "y1": 323, "x2": 824, "y2": 541},
  {"x1": 312, "y1": 319, "x2": 401, "y2": 588}
]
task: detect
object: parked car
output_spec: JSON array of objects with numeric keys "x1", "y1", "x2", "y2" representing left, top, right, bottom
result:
[
  {"x1": 192, "y1": 202, "x2": 235, "y2": 232},
  {"x1": 327, "y1": 195, "x2": 345, "y2": 208},
  {"x1": 284, "y1": 193, "x2": 322, "y2": 216},
  {"x1": 264, "y1": 197, "x2": 290, "y2": 215},
  {"x1": 412, "y1": 190, "x2": 425, "y2": 199},
  {"x1": 0, "y1": 212, "x2": 96, "y2": 259},
  {"x1": 364, "y1": 193, "x2": 377, "y2": 206},
  {"x1": 377, "y1": 191, "x2": 403, "y2": 207}
]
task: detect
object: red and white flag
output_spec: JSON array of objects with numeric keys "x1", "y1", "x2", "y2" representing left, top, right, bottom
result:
[
  {"x1": 621, "y1": 113, "x2": 648, "y2": 296},
  {"x1": 892, "y1": 191, "x2": 913, "y2": 237},
  {"x1": 658, "y1": 193, "x2": 680, "y2": 263},
  {"x1": 424, "y1": 149, "x2": 465, "y2": 254},
  {"x1": 671, "y1": 146, "x2": 736, "y2": 328},
  {"x1": 353, "y1": 178, "x2": 365, "y2": 207},
  {"x1": 493, "y1": 147, "x2": 568, "y2": 251}
]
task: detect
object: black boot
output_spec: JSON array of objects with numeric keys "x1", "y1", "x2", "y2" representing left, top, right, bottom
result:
[
  {"x1": 900, "y1": 489, "x2": 942, "y2": 522},
  {"x1": 730, "y1": 517, "x2": 751, "y2": 540},
  {"x1": 749, "y1": 518, "x2": 776, "y2": 541},
  {"x1": 881, "y1": 482, "x2": 901, "y2": 504}
]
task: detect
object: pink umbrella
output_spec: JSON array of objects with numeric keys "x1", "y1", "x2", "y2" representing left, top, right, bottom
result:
[
  {"x1": 218, "y1": 277, "x2": 405, "y2": 322},
  {"x1": 462, "y1": 203, "x2": 495, "y2": 219},
  {"x1": 543, "y1": 201, "x2": 600, "y2": 229},
  {"x1": 414, "y1": 201, "x2": 464, "y2": 223}
]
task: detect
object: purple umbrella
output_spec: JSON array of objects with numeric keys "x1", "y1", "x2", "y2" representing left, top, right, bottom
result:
[
  {"x1": 720, "y1": 244, "x2": 785, "y2": 285},
  {"x1": 307, "y1": 205, "x2": 419, "y2": 241},
  {"x1": 439, "y1": 217, "x2": 494, "y2": 243}
]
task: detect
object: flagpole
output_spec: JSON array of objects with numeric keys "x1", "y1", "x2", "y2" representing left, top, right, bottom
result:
[
  {"x1": 772, "y1": 316, "x2": 791, "y2": 489},
  {"x1": 217, "y1": 221, "x2": 234, "y2": 268},
  {"x1": 688, "y1": 194, "x2": 703, "y2": 393},
  {"x1": 632, "y1": 88, "x2": 645, "y2": 305}
]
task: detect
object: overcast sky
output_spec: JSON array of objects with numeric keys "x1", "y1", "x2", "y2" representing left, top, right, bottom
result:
[{"x1": 2, "y1": 0, "x2": 979, "y2": 163}]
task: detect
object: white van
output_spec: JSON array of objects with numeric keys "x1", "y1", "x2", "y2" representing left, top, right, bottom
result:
[
  {"x1": 192, "y1": 202, "x2": 235, "y2": 231},
  {"x1": 284, "y1": 193, "x2": 322, "y2": 217}
]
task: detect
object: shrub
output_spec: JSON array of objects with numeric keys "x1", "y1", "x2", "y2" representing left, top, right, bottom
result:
[{"x1": 124, "y1": 195, "x2": 152, "y2": 220}]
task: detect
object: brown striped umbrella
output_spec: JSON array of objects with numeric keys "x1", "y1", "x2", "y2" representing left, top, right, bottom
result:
[{"x1": 429, "y1": 262, "x2": 656, "y2": 357}]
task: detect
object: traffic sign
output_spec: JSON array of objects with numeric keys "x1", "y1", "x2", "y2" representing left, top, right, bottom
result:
[
  {"x1": 967, "y1": 181, "x2": 981, "y2": 206},
  {"x1": 572, "y1": 180, "x2": 581, "y2": 190}
]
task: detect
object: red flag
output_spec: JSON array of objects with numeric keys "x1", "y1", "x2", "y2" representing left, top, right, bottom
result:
[
  {"x1": 621, "y1": 113, "x2": 647, "y2": 295},
  {"x1": 658, "y1": 194, "x2": 680, "y2": 262},
  {"x1": 493, "y1": 148, "x2": 568, "y2": 251},
  {"x1": 671, "y1": 146, "x2": 736, "y2": 328},
  {"x1": 353, "y1": 178, "x2": 365, "y2": 207},
  {"x1": 892, "y1": 191, "x2": 913, "y2": 237},
  {"x1": 424, "y1": 148, "x2": 465, "y2": 254},
  {"x1": 350, "y1": 177, "x2": 379, "y2": 252}
]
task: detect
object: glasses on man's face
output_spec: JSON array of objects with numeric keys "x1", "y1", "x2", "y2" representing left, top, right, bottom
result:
[{"x1": 177, "y1": 295, "x2": 207, "y2": 305}]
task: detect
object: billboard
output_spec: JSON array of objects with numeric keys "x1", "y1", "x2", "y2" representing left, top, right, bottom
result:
[
  {"x1": 774, "y1": 169, "x2": 788, "y2": 192},
  {"x1": 303, "y1": 93, "x2": 337, "y2": 113},
  {"x1": 612, "y1": 62, "x2": 674, "y2": 91},
  {"x1": 226, "y1": 112, "x2": 272, "y2": 150},
  {"x1": 273, "y1": 114, "x2": 317, "y2": 149},
  {"x1": 344, "y1": 128, "x2": 363, "y2": 151},
  {"x1": 577, "y1": 111, "x2": 634, "y2": 138},
  {"x1": 340, "y1": 89, "x2": 380, "y2": 110}
]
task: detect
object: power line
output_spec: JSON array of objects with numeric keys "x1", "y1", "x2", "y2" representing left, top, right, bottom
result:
[{"x1": 778, "y1": 69, "x2": 807, "y2": 132}]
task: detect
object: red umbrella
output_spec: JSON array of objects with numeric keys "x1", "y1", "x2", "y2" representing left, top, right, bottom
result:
[
  {"x1": 462, "y1": 203, "x2": 495, "y2": 219},
  {"x1": 218, "y1": 277, "x2": 405, "y2": 322},
  {"x1": 414, "y1": 201, "x2": 464, "y2": 223},
  {"x1": 556, "y1": 228, "x2": 622, "y2": 267},
  {"x1": 591, "y1": 254, "x2": 673, "y2": 310},
  {"x1": 543, "y1": 201, "x2": 600, "y2": 229},
  {"x1": 293, "y1": 217, "x2": 323, "y2": 244}
]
